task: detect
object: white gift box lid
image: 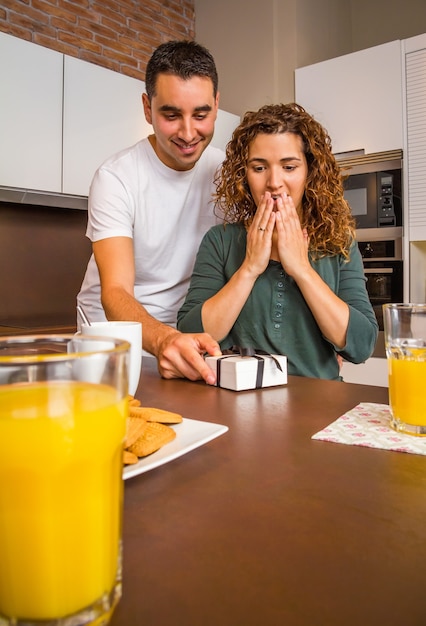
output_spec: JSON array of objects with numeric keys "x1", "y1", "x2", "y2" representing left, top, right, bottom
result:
[{"x1": 205, "y1": 353, "x2": 287, "y2": 391}]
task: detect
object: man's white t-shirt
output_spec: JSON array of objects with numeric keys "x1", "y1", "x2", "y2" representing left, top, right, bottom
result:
[{"x1": 77, "y1": 138, "x2": 224, "y2": 326}]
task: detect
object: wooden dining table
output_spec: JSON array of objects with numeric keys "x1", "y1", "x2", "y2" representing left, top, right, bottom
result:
[{"x1": 110, "y1": 357, "x2": 426, "y2": 626}]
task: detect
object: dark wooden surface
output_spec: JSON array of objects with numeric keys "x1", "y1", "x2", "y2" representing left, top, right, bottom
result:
[
  {"x1": 0, "y1": 325, "x2": 76, "y2": 335},
  {"x1": 111, "y1": 358, "x2": 426, "y2": 626}
]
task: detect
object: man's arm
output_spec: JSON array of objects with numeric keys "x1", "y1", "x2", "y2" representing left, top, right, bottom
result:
[{"x1": 93, "y1": 237, "x2": 221, "y2": 382}]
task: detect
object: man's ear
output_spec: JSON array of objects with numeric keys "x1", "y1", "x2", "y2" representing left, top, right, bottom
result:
[{"x1": 142, "y1": 93, "x2": 152, "y2": 125}]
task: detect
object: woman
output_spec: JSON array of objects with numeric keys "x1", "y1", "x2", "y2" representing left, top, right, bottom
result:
[{"x1": 177, "y1": 103, "x2": 378, "y2": 379}]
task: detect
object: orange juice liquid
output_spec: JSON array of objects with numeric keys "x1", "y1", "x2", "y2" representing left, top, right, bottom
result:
[
  {"x1": 0, "y1": 381, "x2": 126, "y2": 620},
  {"x1": 388, "y1": 347, "x2": 426, "y2": 428}
]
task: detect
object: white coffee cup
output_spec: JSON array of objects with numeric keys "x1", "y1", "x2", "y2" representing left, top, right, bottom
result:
[
  {"x1": 69, "y1": 336, "x2": 117, "y2": 388},
  {"x1": 80, "y1": 321, "x2": 142, "y2": 396}
]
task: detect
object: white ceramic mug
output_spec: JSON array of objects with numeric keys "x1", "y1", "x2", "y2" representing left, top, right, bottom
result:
[{"x1": 80, "y1": 321, "x2": 142, "y2": 396}]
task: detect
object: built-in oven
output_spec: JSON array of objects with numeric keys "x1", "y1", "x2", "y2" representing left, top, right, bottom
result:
[
  {"x1": 338, "y1": 149, "x2": 405, "y2": 348},
  {"x1": 337, "y1": 149, "x2": 403, "y2": 230},
  {"x1": 357, "y1": 227, "x2": 403, "y2": 332}
]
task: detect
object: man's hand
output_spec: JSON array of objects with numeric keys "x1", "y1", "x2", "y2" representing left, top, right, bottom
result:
[{"x1": 156, "y1": 329, "x2": 222, "y2": 384}]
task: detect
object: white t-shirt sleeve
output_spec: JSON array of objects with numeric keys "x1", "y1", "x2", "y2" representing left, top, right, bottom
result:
[{"x1": 86, "y1": 156, "x2": 136, "y2": 242}]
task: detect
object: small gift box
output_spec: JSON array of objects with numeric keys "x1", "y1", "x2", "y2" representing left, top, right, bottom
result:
[{"x1": 205, "y1": 348, "x2": 287, "y2": 391}]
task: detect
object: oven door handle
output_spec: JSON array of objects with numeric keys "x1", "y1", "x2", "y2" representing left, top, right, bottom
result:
[{"x1": 364, "y1": 267, "x2": 394, "y2": 274}]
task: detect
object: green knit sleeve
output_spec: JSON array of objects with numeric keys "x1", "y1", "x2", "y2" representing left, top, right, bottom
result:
[
  {"x1": 177, "y1": 225, "x2": 229, "y2": 332},
  {"x1": 336, "y1": 241, "x2": 379, "y2": 363}
]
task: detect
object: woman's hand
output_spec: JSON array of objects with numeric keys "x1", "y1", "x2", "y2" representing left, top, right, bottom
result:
[
  {"x1": 242, "y1": 192, "x2": 276, "y2": 278},
  {"x1": 274, "y1": 193, "x2": 310, "y2": 279},
  {"x1": 200, "y1": 192, "x2": 278, "y2": 341},
  {"x1": 273, "y1": 193, "x2": 349, "y2": 349}
]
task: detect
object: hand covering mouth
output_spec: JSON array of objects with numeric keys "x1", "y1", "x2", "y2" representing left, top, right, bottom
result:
[{"x1": 271, "y1": 194, "x2": 289, "y2": 210}]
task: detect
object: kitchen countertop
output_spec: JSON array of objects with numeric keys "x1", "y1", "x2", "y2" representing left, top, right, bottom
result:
[
  {"x1": 109, "y1": 358, "x2": 425, "y2": 626},
  {"x1": 0, "y1": 325, "x2": 77, "y2": 336},
  {"x1": 372, "y1": 330, "x2": 386, "y2": 358}
]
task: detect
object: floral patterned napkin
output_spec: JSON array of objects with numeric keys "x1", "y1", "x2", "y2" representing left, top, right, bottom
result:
[{"x1": 312, "y1": 402, "x2": 426, "y2": 455}]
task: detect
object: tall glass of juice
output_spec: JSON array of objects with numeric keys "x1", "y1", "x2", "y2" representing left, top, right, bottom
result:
[
  {"x1": 383, "y1": 303, "x2": 426, "y2": 435},
  {"x1": 0, "y1": 334, "x2": 130, "y2": 625}
]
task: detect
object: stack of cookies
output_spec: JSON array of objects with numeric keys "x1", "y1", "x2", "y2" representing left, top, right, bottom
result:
[{"x1": 123, "y1": 396, "x2": 183, "y2": 465}]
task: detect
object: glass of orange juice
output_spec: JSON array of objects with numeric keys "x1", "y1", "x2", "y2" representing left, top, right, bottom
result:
[
  {"x1": 0, "y1": 334, "x2": 130, "y2": 625},
  {"x1": 383, "y1": 303, "x2": 426, "y2": 436}
]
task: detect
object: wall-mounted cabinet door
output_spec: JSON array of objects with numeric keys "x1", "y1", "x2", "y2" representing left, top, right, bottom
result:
[
  {"x1": 0, "y1": 32, "x2": 63, "y2": 192},
  {"x1": 295, "y1": 40, "x2": 403, "y2": 155},
  {"x1": 403, "y1": 33, "x2": 426, "y2": 302},
  {"x1": 404, "y1": 33, "x2": 426, "y2": 242},
  {"x1": 0, "y1": 34, "x2": 239, "y2": 199},
  {"x1": 63, "y1": 56, "x2": 152, "y2": 197},
  {"x1": 62, "y1": 57, "x2": 240, "y2": 197},
  {"x1": 212, "y1": 109, "x2": 240, "y2": 151}
]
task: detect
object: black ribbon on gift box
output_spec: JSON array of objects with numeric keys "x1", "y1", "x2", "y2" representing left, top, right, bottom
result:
[{"x1": 216, "y1": 346, "x2": 284, "y2": 389}]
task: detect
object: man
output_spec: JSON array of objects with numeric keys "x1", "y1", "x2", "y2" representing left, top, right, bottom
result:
[{"x1": 77, "y1": 40, "x2": 224, "y2": 383}]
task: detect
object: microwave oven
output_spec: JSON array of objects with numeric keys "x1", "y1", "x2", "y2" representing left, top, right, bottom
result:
[{"x1": 337, "y1": 150, "x2": 403, "y2": 230}]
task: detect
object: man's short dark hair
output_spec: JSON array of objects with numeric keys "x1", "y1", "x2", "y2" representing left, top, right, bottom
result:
[{"x1": 145, "y1": 40, "x2": 218, "y2": 100}]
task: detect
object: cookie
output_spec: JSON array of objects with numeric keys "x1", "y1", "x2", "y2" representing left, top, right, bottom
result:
[
  {"x1": 128, "y1": 395, "x2": 142, "y2": 407},
  {"x1": 127, "y1": 422, "x2": 176, "y2": 457},
  {"x1": 125, "y1": 416, "x2": 148, "y2": 447},
  {"x1": 129, "y1": 406, "x2": 183, "y2": 424},
  {"x1": 123, "y1": 450, "x2": 139, "y2": 465}
]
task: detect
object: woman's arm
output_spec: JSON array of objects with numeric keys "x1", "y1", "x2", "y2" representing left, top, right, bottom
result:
[
  {"x1": 274, "y1": 195, "x2": 351, "y2": 348},
  {"x1": 177, "y1": 226, "x2": 258, "y2": 340},
  {"x1": 179, "y1": 194, "x2": 277, "y2": 341},
  {"x1": 291, "y1": 262, "x2": 350, "y2": 349},
  {"x1": 334, "y1": 244, "x2": 379, "y2": 363},
  {"x1": 274, "y1": 194, "x2": 378, "y2": 357}
]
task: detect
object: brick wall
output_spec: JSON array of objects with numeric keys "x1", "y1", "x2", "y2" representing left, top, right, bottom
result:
[{"x1": 0, "y1": 0, "x2": 195, "y2": 81}]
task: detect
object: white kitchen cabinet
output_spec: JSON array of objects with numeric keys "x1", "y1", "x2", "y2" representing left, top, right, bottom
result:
[
  {"x1": 62, "y1": 57, "x2": 240, "y2": 196},
  {"x1": 63, "y1": 57, "x2": 152, "y2": 197},
  {"x1": 402, "y1": 33, "x2": 426, "y2": 302},
  {"x1": 212, "y1": 108, "x2": 240, "y2": 151},
  {"x1": 1, "y1": 33, "x2": 239, "y2": 200},
  {"x1": 0, "y1": 31, "x2": 63, "y2": 192},
  {"x1": 295, "y1": 40, "x2": 403, "y2": 156},
  {"x1": 403, "y1": 33, "x2": 426, "y2": 243},
  {"x1": 409, "y1": 241, "x2": 426, "y2": 303}
]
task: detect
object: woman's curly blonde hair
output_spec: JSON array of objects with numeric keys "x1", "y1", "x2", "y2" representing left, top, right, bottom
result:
[{"x1": 214, "y1": 102, "x2": 356, "y2": 259}]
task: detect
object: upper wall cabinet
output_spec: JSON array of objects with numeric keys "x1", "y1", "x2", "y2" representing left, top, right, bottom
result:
[
  {"x1": 403, "y1": 33, "x2": 426, "y2": 242},
  {"x1": 402, "y1": 33, "x2": 426, "y2": 301},
  {"x1": 63, "y1": 57, "x2": 152, "y2": 197},
  {"x1": 295, "y1": 40, "x2": 403, "y2": 155},
  {"x1": 63, "y1": 58, "x2": 240, "y2": 196},
  {"x1": 0, "y1": 32, "x2": 63, "y2": 192},
  {"x1": 212, "y1": 109, "x2": 240, "y2": 152},
  {"x1": 1, "y1": 33, "x2": 240, "y2": 200}
]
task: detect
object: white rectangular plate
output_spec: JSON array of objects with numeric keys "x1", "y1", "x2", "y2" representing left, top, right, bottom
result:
[{"x1": 123, "y1": 417, "x2": 229, "y2": 480}]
